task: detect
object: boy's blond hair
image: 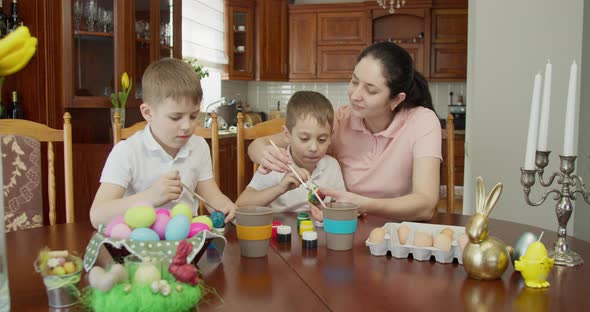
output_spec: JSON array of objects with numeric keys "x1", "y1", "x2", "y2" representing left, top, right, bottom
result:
[
  {"x1": 285, "y1": 91, "x2": 334, "y2": 131},
  {"x1": 142, "y1": 58, "x2": 203, "y2": 106}
]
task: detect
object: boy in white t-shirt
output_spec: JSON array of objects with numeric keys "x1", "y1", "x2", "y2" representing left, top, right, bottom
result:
[
  {"x1": 90, "y1": 58, "x2": 236, "y2": 228},
  {"x1": 236, "y1": 91, "x2": 345, "y2": 212}
]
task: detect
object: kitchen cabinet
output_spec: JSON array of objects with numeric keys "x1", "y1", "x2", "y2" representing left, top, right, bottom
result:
[
  {"x1": 256, "y1": 0, "x2": 288, "y2": 81},
  {"x1": 62, "y1": 0, "x2": 182, "y2": 109},
  {"x1": 288, "y1": 3, "x2": 370, "y2": 81},
  {"x1": 289, "y1": 12, "x2": 316, "y2": 80},
  {"x1": 225, "y1": 0, "x2": 255, "y2": 80},
  {"x1": 430, "y1": 9, "x2": 467, "y2": 80}
]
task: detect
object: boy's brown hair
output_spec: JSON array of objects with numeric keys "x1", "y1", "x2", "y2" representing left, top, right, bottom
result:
[
  {"x1": 285, "y1": 91, "x2": 334, "y2": 131},
  {"x1": 142, "y1": 58, "x2": 203, "y2": 106}
]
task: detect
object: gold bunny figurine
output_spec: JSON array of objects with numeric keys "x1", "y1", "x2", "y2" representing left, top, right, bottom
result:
[{"x1": 463, "y1": 177, "x2": 512, "y2": 280}]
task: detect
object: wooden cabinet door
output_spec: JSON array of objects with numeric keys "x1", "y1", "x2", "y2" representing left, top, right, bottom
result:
[
  {"x1": 317, "y1": 45, "x2": 364, "y2": 80},
  {"x1": 432, "y1": 9, "x2": 467, "y2": 44},
  {"x1": 289, "y1": 12, "x2": 317, "y2": 80},
  {"x1": 227, "y1": 4, "x2": 255, "y2": 80},
  {"x1": 398, "y1": 43, "x2": 425, "y2": 76},
  {"x1": 431, "y1": 43, "x2": 467, "y2": 79},
  {"x1": 256, "y1": 0, "x2": 288, "y2": 81},
  {"x1": 318, "y1": 11, "x2": 369, "y2": 45}
]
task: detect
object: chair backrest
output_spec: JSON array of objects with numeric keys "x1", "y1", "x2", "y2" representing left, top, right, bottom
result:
[
  {"x1": 0, "y1": 113, "x2": 74, "y2": 225},
  {"x1": 236, "y1": 112, "x2": 286, "y2": 195},
  {"x1": 444, "y1": 113, "x2": 455, "y2": 213},
  {"x1": 112, "y1": 111, "x2": 219, "y2": 215}
]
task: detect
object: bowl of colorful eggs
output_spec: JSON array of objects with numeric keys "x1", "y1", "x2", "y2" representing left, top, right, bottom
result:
[
  {"x1": 34, "y1": 249, "x2": 84, "y2": 308},
  {"x1": 83, "y1": 203, "x2": 227, "y2": 272}
]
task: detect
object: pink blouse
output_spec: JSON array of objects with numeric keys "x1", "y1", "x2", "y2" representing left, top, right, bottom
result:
[{"x1": 332, "y1": 105, "x2": 442, "y2": 198}]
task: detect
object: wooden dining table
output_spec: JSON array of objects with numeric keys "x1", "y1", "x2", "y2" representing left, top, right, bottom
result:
[{"x1": 6, "y1": 212, "x2": 590, "y2": 311}]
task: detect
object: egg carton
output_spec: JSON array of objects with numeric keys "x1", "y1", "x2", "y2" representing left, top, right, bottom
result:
[{"x1": 365, "y1": 222, "x2": 466, "y2": 264}]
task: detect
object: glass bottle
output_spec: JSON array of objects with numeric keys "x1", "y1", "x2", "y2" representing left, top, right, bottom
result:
[
  {"x1": 10, "y1": 91, "x2": 23, "y2": 119},
  {"x1": 7, "y1": 0, "x2": 22, "y2": 33},
  {"x1": 0, "y1": 2, "x2": 8, "y2": 37}
]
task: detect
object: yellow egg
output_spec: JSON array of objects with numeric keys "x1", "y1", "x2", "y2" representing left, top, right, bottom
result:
[
  {"x1": 440, "y1": 227, "x2": 455, "y2": 239},
  {"x1": 171, "y1": 203, "x2": 193, "y2": 220},
  {"x1": 397, "y1": 224, "x2": 410, "y2": 245},
  {"x1": 368, "y1": 227, "x2": 386, "y2": 244},
  {"x1": 433, "y1": 233, "x2": 452, "y2": 252},
  {"x1": 124, "y1": 204, "x2": 156, "y2": 228},
  {"x1": 458, "y1": 233, "x2": 468, "y2": 251},
  {"x1": 413, "y1": 231, "x2": 433, "y2": 247},
  {"x1": 63, "y1": 261, "x2": 76, "y2": 274},
  {"x1": 192, "y1": 216, "x2": 213, "y2": 229},
  {"x1": 523, "y1": 241, "x2": 548, "y2": 261}
]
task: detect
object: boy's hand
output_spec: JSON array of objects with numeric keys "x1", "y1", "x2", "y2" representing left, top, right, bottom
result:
[
  {"x1": 277, "y1": 168, "x2": 310, "y2": 193},
  {"x1": 147, "y1": 170, "x2": 182, "y2": 206},
  {"x1": 219, "y1": 202, "x2": 237, "y2": 223},
  {"x1": 258, "y1": 144, "x2": 291, "y2": 174}
]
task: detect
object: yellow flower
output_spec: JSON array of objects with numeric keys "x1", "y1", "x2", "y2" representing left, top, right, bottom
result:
[
  {"x1": 121, "y1": 72, "x2": 130, "y2": 90},
  {"x1": 0, "y1": 26, "x2": 38, "y2": 77}
]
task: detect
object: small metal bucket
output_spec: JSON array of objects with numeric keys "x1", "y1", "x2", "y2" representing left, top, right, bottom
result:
[{"x1": 34, "y1": 256, "x2": 82, "y2": 308}]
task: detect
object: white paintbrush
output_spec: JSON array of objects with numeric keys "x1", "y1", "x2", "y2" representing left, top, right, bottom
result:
[
  {"x1": 182, "y1": 183, "x2": 221, "y2": 212},
  {"x1": 269, "y1": 140, "x2": 328, "y2": 209}
]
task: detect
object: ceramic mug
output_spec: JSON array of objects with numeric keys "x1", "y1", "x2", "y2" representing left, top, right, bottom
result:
[{"x1": 235, "y1": 206, "x2": 273, "y2": 257}]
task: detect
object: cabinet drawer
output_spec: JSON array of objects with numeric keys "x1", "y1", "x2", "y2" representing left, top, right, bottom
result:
[
  {"x1": 316, "y1": 45, "x2": 364, "y2": 80},
  {"x1": 431, "y1": 44, "x2": 467, "y2": 79},
  {"x1": 318, "y1": 12, "x2": 369, "y2": 45},
  {"x1": 432, "y1": 9, "x2": 468, "y2": 44}
]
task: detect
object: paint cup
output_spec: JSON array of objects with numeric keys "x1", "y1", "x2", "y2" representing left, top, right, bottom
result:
[
  {"x1": 323, "y1": 202, "x2": 359, "y2": 251},
  {"x1": 235, "y1": 206, "x2": 273, "y2": 257}
]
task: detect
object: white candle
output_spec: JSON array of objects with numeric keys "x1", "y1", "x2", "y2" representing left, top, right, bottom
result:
[
  {"x1": 563, "y1": 61, "x2": 578, "y2": 156},
  {"x1": 524, "y1": 73, "x2": 542, "y2": 170},
  {"x1": 537, "y1": 60, "x2": 552, "y2": 151}
]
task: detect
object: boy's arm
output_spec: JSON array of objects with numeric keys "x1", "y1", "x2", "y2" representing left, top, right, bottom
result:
[
  {"x1": 235, "y1": 185, "x2": 287, "y2": 207},
  {"x1": 196, "y1": 178, "x2": 236, "y2": 222},
  {"x1": 90, "y1": 183, "x2": 149, "y2": 229}
]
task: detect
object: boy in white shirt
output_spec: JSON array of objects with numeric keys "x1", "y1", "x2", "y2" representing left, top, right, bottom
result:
[
  {"x1": 236, "y1": 91, "x2": 345, "y2": 212},
  {"x1": 90, "y1": 58, "x2": 236, "y2": 228}
]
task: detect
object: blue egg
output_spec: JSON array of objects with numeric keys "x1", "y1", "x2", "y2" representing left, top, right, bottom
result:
[
  {"x1": 165, "y1": 215, "x2": 191, "y2": 240},
  {"x1": 129, "y1": 227, "x2": 160, "y2": 241},
  {"x1": 210, "y1": 211, "x2": 225, "y2": 228}
]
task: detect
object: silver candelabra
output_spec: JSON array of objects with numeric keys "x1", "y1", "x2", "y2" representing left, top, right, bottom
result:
[{"x1": 520, "y1": 151, "x2": 590, "y2": 266}]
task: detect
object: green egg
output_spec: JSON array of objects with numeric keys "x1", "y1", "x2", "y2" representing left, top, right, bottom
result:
[
  {"x1": 192, "y1": 215, "x2": 213, "y2": 229},
  {"x1": 171, "y1": 203, "x2": 193, "y2": 220},
  {"x1": 124, "y1": 204, "x2": 156, "y2": 228}
]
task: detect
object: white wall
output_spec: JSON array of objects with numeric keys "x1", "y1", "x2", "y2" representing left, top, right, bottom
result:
[
  {"x1": 465, "y1": 0, "x2": 584, "y2": 235},
  {"x1": 574, "y1": 1, "x2": 590, "y2": 242}
]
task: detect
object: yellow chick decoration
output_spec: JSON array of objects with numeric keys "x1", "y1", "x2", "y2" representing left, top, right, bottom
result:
[{"x1": 514, "y1": 239, "x2": 554, "y2": 288}]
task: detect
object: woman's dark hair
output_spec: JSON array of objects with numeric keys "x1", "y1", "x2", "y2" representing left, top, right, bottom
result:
[{"x1": 357, "y1": 42, "x2": 435, "y2": 113}]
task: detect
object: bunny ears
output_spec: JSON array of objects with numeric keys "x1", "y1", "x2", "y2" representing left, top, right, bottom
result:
[{"x1": 475, "y1": 176, "x2": 503, "y2": 216}]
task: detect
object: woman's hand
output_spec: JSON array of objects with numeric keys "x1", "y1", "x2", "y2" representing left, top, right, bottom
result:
[
  {"x1": 257, "y1": 143, "x2": 291, "y2": 174},
  {"x1": 320, "y1": 188, "x2": 370, "y2": 215},
  {"x1": 278, "y1": 168, "x2": 310, "y2": 193}
]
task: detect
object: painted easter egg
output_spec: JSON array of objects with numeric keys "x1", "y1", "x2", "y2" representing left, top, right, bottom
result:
[
  {"x1": 307, "y1": 187, "x2": 325, "y2": 206},
  {"x1": 105, "y1": 216, "x2": 125, "y2": 237},
  {"x1": 151, "y1": 213, "x2": 171, "y2": 240},
  {"x1": 155, "y1": 208, "x2": 170, "y2": 217},
  {"x1": 188, "y1": 222, "x2": 210, "y2": 238},
  {"x1": 130, "y1": 228, "x2": 160, "y2": 241},
  {"x1": 110, "y1": 223, "x2": 132, "y2": 239},
  {"x1": 192, "y1": 216, "x2": 213, "y2": 229},
  {"x1": 165, "y1": 215, "x2": 191, "y2": 240},
  {"x1": 124, "y1": 204, "x2": 156, "y2": 228},
  {"x1": 171, "y1": 203, "x2": 193, "y2": 220},
  {"x1": 210, "y1": 211, "x2": 225, "y2": 228}
]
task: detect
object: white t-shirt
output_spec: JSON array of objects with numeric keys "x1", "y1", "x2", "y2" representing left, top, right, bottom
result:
[
  {"x1": 248, "y1": 147, "x2": 346, "y2": 213},
  {"x1": 100, "y1": 124, "x2": 213, "y2": 211}
]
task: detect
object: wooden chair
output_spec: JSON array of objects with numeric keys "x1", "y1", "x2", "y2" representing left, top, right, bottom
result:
[
  {"x1": 442, "y1": 113, "x2": 456, "y2": 213},
  {"x1": 112, "y1": 111, "x2": 219, "y2": 215},
  {"x1": 236, "y1": 112, "x2": 286, "y2": 195},
  {"x1": 0, "y1": 113, "x2": 74, "y2": 225}
]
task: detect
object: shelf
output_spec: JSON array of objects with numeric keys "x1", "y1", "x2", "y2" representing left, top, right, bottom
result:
[{"x1": 74, "y1": 30, "x2": 114, "y2": 37}]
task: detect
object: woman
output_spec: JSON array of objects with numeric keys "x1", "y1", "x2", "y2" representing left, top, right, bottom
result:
[{"x1": 248, "y1": 42, "x2": 441, "y2": 221}]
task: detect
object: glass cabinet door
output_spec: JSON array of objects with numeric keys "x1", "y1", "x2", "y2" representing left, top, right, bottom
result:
[
  {"x1": 159, "y1": 0, "x2": 174, "y2": 59},
  {"x1": 72, "y1": 0, "x2": 114, "y2": 99},
  {"x1": 227, "y1": 4, "x2": 254, "y2": 79},
  {"x1": 134, "y1": 0, "x2": 151, "y2": 101}
]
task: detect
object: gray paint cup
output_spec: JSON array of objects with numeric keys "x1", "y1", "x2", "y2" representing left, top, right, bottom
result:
[
  {"x1": 235, "y1": 206, "x2": 273, "y2": 257},
  {"x1": 323, "y1": 202, "x2": 359, "y2": 251}
]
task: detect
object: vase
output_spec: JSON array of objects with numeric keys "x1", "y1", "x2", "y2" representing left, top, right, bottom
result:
[
  {"x1": 0, "y1": 145, "x2": 10, "y2": 312},
  {"x1": 110, "y1": 107, "x2": 125, "y2": 129}
]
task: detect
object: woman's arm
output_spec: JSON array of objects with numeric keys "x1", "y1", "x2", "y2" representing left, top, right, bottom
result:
[
  {"x1": 317, "y1": 157, "x2": 440, "y2": 221},
  {"x1": 247, "y1": 133, "x2": 291, "y2": 173},
  {"x1": 235, "y1": 186, "x2": 285, "y2": 207}
]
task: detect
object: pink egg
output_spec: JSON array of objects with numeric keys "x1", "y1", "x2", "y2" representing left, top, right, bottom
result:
[
  {"x1": 110, "y1": 223, "x2": 132, "y2": 239},
  {"x1": 151, "y1": 213, "x2": 171, "y2": 240},
  {"x1": 188, "y1": 222, "x2": 210, "y2": 238},
  {"x1": 105, "y1": 216, "x2": 125, "y2": 237},
  {"x1": 155, "y1": 208, "x2": 170, "y2": 217}
]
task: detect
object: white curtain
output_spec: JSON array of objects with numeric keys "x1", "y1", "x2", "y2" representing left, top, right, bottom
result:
[{"x1": 182, "y1": 0, "x2": 228, "y2": 65}]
